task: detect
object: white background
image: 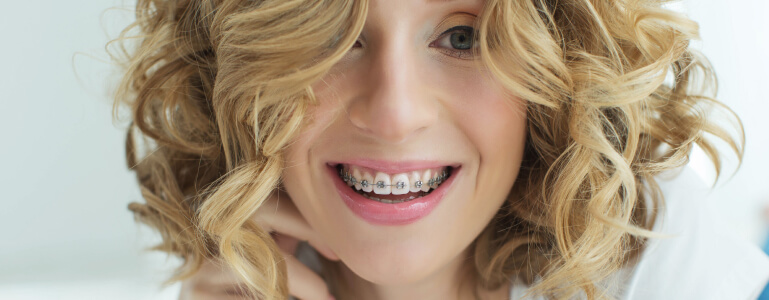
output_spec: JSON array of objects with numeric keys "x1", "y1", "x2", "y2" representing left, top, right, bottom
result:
[{"x1": 1, "y1": 0, "x2": 767, "y2": 299}]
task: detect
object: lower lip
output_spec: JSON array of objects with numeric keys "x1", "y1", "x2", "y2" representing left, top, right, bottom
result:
[{"x1": 327, "y1": 165, "x2": 460, "y2": 226}]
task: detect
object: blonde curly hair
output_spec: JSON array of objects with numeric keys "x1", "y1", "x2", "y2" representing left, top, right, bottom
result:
[{"x1": 112, "y1": 0, "x2": 743, "y2": 299}]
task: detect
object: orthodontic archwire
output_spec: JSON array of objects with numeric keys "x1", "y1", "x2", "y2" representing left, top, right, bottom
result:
[{"x1": 339, "y1": 169, "x2": 449, "y2": 189}]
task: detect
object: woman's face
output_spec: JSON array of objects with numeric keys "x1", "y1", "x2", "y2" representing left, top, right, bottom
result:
[{"x1": 282, "y1": 0, "x2": 527, "y2": 287}]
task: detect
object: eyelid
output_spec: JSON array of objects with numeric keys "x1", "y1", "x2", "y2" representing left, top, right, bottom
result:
[
  {"x1": 428, "y1": 12, "x2": 477, "y2": 40},
  {"x1": 438, "y1": 25, "x2": 475, "y2": 37}
]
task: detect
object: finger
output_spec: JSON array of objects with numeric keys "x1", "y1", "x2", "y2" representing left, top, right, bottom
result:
[
  {"x1": 283, "y1": 251, "x2": 333, "y2": 300},
  {"x1": 257, "y1": 192, "x2": 340, "y2": 261}
]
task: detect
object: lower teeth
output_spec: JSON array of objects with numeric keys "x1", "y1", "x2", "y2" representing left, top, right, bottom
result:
[{"x1": 355, "y1": 190, "x2": 430, "y2": 204}]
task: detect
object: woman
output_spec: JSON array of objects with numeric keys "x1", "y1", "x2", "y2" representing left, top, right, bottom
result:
[{"x1": 113, "y1": 0, "x2": 769, "y2": 299}]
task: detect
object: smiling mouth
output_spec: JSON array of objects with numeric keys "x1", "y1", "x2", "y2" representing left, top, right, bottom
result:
[{"x1": 335, "y1": 164, "x2": 453, "y2": 204}]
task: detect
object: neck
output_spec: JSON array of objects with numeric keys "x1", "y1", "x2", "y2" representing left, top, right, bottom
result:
[{"x1": 333, "y1": 248, "x2": 510, "y2": 300}]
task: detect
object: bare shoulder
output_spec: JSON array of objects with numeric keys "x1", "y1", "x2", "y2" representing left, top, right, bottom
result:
[{"x1": 178, "y1": 258, "x2": 252, "y2": 300}]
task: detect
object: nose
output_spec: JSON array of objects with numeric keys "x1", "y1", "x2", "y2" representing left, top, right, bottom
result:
[{"x1": 347, "y1": 40, "x2": 438, "y2": 144}]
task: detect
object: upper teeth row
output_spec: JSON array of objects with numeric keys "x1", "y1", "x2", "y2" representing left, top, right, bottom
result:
[{"x1": 338, "y1": 167, "x2": 450, "y2": 195}]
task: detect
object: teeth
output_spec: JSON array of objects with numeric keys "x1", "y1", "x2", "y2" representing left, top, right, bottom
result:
[
  {"x1": 361, "y1": 172, "x2": 374, "y2": 193},
  {"x1": 346, "y1": 172, "x2": 354, "y2": 187},
  {"x1": 391, "y1": 173, "x2": 410, "y2": 195},
  {"x1": 409, "y1": 171, "x2": 422, "y2": 193},
  {"x1": 353, "y1": 168, "x2": 363, "y2": 191},
  {"x1": 420, "y1": 169, "x2": 431, "y2": 192},
  {"x1": 338, "y1": 164, "x2": 451, "y2": 196},
  {"x1": 365, "y1": 194, "x2": 419, "y2": 204},
  {"x1": 373, "y1": 172, "x2": 391, "y2": 195}
]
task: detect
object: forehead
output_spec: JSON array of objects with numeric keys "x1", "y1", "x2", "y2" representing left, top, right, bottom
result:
[
  {"x1": 367, "y1": 0, "x2": 486, "y2": 13},
  {"x1": 365, "y1": 0, "x2": 486, "y2": 28}
]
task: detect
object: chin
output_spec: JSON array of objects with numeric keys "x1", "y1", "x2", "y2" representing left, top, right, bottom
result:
[{"x1": 339, "y1": 243, "x2": 446, "y2": 286}]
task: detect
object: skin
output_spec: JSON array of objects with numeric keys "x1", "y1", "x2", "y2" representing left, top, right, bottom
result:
[
  {"x1": 277, "y1": 0, "x2": 529, "y2": 299},
  {"x1": 180, "y1": 0, "x2": 527, "y2": 299}
]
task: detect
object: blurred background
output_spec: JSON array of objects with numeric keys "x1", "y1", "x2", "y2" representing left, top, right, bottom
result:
[{"x1": 1, "y1": 0, "x2": 767, "y2": 299}]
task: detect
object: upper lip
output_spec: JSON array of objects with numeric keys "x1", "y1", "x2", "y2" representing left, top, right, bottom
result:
[{"x1": 327, "y1": 158, "x2": 461, "y2": 174}]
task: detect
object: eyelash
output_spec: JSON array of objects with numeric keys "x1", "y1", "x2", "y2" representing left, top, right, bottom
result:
[
  {"x1": 430, "y1": 26, "x2": 478, "y2": 60},
  {"x1": 350, "y1": 25, "x2": 479, "y2": 60}
]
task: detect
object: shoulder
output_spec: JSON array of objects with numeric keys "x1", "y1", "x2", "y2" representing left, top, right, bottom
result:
[
  {"x1": 622, "y1": 167, "x2": 769, "y2": 300},
  {"x1": 178, "y1": 258, "x2": 252, "y2": 300}
]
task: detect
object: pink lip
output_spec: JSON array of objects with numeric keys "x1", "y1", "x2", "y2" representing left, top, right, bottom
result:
[
  {"x1": 327, "y1": 159, "x2": 461, "y2": 174},
  {"x1": 326, "y1": 163, "x2": 460, "y2": 226}
]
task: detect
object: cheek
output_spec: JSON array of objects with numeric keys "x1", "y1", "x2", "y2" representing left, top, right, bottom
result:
[
  {"x1": 444, "y1": 72, "x2": 527, "y2": 160},
  {"x1": 443, "y1": 71, "x2": 527, "y2": 209},
  {"x1": 281, "y1": 127, "x2": 318, "y2": 217},
  {"x1": 286, "y1": 76, "x2": 349, "y2": 163},
  {"x1": 281, "y1": 90, "x2": 342, "y2": 219}
]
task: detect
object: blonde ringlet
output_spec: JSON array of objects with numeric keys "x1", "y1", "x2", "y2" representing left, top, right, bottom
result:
[{"x1": 112, "y1": 0, "x2": 742, "y2": 299}]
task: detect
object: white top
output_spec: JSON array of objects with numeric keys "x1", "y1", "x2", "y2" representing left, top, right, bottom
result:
[{"x1": 509, "y1": 167, "x2": 769, "y2": 299}]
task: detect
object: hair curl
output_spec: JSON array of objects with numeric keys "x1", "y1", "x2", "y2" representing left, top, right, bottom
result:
[{"x1": 112, "y1": 0, "x2": 743, "y2": 299}]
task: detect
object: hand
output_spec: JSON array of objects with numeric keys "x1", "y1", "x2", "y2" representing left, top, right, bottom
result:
[{"x1": 253, "y1": 189, "x2": 339, "y2": 300}]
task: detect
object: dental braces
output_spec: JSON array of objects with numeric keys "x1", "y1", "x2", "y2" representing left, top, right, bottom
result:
[{"x1": 339, "y1": 169, "x2": 449, "y2": 189}]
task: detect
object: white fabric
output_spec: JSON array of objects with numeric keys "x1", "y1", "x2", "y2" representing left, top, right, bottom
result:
[{"x1": 509, "y1": 167, "x2": 769, "y2": 299}]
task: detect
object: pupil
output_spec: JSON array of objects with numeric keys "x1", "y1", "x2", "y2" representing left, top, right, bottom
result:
[{"x1": 450, "y1": 30, "x2": 473, "y2": 50}]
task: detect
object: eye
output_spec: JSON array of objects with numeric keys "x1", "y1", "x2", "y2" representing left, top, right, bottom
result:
[{"x1": 430, "y1": 25, "x2": 478, "y2": 60}]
